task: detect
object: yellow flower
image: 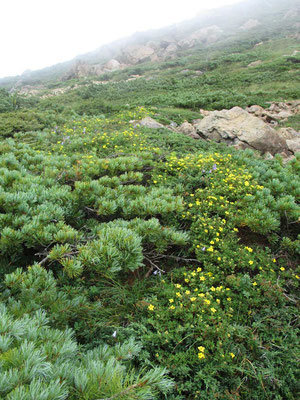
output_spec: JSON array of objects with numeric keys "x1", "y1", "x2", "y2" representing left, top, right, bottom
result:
[
  {"x1": 190, "y1": 297, "x2": 196, "y2": 302},
  {"x1": 185, "y1": 290, "x2": 191, "y2": 295},
  {"x1": 245, "y1": 181, "x2": 249, "y2": 186},
  {"x1": 210, "y1": 307, "x2": 217, "y2": 313},
  {"x1": 227, "y1": 297, "x2": 231, "y2": 302},
  {"x1": 198, "y1": 293, "x2": 205, "y2": 298},
  {"x1": 169, "y1": 305, "x2": 175, "y2": 310},
  {"x1": 273, "y1": 258, "x2": 276, "y2": 263},
  {"x1": 200, "y1": 276, "x2": 206, "y2": 281},
  {"x1": 230, "y1": 353, "x2": 235, "y2": 358},
  {"x1": 253, "y1": 282, "x2": 257, "y2": 286},
  {"x1": 280, "y1": 267, "x2": 285, "y2": 271},
  {"x1": 197, "y1": 267, "x2": 202, "y2": 272},
  {"x1": 249, "y1": 260, "x2": 254, "y2": 265},
  {"x1": 198, "y1": 346, "x2": 205, "y2": 352},
  {"x1": 169, "y1": 299, "x2": 174, "y2": 303},
  {"x1": 148, "y1": 304, "x2": 155, "y2": 311},
  {"x1": 198, "y1": 352, "x2": 205, "y2": 359},
  {"x1": 176, "y1": 292, "x2": 182, "y2": 298},
  {"x1": 204, "y1": 299, "x2": 211, "y2": 305},
  {"x1": 175, "y1": 284, "x2": 181, "y2": 288}
]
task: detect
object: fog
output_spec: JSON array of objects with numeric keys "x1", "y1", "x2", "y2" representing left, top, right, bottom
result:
[{"x1": 0, "y1": 0, "x2": 243, "y2": 78}]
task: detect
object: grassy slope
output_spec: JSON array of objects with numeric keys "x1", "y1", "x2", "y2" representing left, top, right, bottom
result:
[{"x1": 0, "y1": 1, "x2": 299, "y2": 399}]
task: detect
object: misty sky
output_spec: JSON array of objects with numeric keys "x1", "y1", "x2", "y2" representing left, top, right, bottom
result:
[{"x1": 0, "y1": 0, "x2": 243, "y2": 78}]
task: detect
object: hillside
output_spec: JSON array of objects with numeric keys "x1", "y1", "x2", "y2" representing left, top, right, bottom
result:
[{"x1": 0, "y1": 0, "x2": 299, "y2": 399}]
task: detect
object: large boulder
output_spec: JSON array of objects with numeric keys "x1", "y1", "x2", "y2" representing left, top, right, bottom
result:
[
  {"x1": 177, "y1": 122, "x2": 200, "y2": 139},
  {"x1": 194, "y1": 107, "x2": 288, "y2": 155}
]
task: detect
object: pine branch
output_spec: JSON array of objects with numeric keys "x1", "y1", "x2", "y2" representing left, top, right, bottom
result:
[
  {"x1": 144, "y1": 256, "x2": 165, "y2": 278},
  {"x1": 154, "y1": 254, "x2": 202, "y2": 264},
  {"x1": 96, "y1": 380, "x2": 148, "y2": 400}
]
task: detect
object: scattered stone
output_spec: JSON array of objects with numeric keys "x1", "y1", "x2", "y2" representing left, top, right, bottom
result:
[
  {"x1": 278, "y1": 127, "x2": 300, "y2": 140},
  {"x1": 246, "y1": 101, "x2": 299, "y2": 125},
  {"x1": 263, "y1": 152, "x2": 274, "y2": 160},
  {"x1": 199, "y1": 109, "x2": 211, "y2": 116},
  {"x1": 247, "y1": 60, "x2": 262, "y2": 67},
  {"x1": 277, "y1": 111, "x2": 293, "y2": 119},
  {"x1": 131, "y1": 117, "x2": 165, "y2": 129},
  {"x1": 286, "y1": 139, "x2": 300, "y2": 154},
  {"x1": 246, "y1": 105, "x2": 265, "y2": 116}
]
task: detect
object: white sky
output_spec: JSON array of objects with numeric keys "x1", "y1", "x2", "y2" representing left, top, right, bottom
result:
[{"x1": 0, "y1": 0, "x2": 243, "y2": 78}]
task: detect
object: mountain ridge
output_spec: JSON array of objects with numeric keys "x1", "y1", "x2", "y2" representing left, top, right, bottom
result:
[{"x1": 1, "y1": 0, "x2": 299, "y2": 89}]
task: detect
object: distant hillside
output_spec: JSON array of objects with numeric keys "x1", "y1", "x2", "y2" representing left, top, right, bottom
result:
[{"x1": 0, "y1": 0, "x2": 299, "y2": 89}]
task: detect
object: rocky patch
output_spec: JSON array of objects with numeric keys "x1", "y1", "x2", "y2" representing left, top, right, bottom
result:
[
  {"x1": 132, "y1": 106, "x2": 300, "y2": 159},
  {"x1": 194, "y1": 107, "x2": 289, "y2": 155}
]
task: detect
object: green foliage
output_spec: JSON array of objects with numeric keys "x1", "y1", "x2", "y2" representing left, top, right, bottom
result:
[
  {"x1": 0, "y1": 4, "x2": 300, "y2": 397},
  {"x1": 0, "y1": 110, "x2": 64, "y2": 137},
  {"x1": 0, "y1": 302, "x2": 173, "y2": 399}
]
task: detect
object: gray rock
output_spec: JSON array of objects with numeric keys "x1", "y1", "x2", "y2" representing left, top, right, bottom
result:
[
  {"x1": 240, "y1": 19, "x2": 260, "y2": 30},
  {"x1": 278, "y1": 128, "x2": 300, "y2": 140},
  {"x1": 178, "y1": 25, "x2": 223, "y2": 48},
  {"x1": 263, "y1": 152, "x2": 274, "y2": 160},
  {"x1": 103, "y1": 59, "x2": 121, "y2": 71},
  {"x1": 277, "y1": 111, "x2": 293, "y2": 119},
  {"x1": 133, "y1": 117, "x2": 165, "y2": 129},
  {"x1": 177, "y1": 122, "x2": 200, "y2": 139},
  {"x1": 194, "y1": 107, "x2": 288, "y2": 154},
  {"x1": 120, "y1": 45, "x2": 156, "y2": 64},
  {"x1": 286, "y1": 138, "x2": 300, "y2": 154},
  {"x1": 246, "y1": 105, "x2": 265, "y2": 116}
]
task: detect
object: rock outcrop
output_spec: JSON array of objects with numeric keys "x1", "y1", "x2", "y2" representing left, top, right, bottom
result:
[
  {"x1": 120, "y1": 45, "x2": 157, "y2": 64},
  {"x1": 194, "y1": 107, "x2": 289, "y2": 155},
  {"x1": 246, "y1": 101, "x2": 299, "y2": 125},
  {"x1": 240, "y1": 19, "x2": 260, "y2": 30},
  {"x1": 103, "y1": 59, "x2": 121, "y2": 71},
  {"x1": 178, "y1": 25, "x2": 223, "y2": 48}
]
